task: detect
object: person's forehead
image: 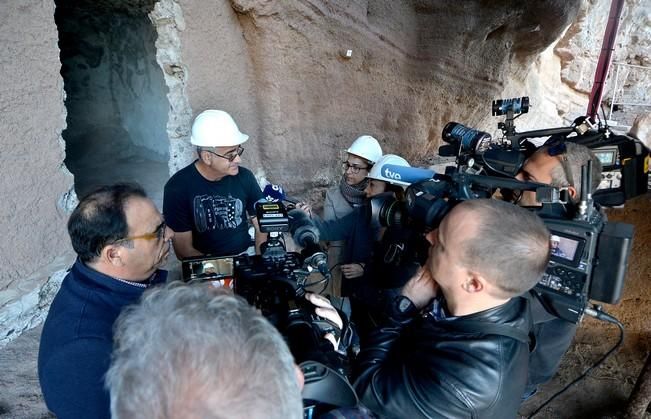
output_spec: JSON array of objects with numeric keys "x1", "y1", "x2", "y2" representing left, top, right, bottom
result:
[
  {"x1": 125, "y1": 197, "x2": 161, "y2": 229},
  {"x1": 525, "y1": 151, "x2": 558, "y2": 172},
  {"x1": 346, "y1": 154, "x2": 366, "y2": 165},
  {"x1": 214, "y1": 145, "x2": 238, "y2": 152}
]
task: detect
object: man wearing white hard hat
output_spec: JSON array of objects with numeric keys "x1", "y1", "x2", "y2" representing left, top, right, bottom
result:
[{"x1": 163, "y1": 110, "x2": 264, "y2": 259}]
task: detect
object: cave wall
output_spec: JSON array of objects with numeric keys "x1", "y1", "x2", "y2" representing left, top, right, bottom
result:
[
  {"x1": 0, "y1": 0, "x2": 74, "y2": 345},
  {"x1": 58, "y1": 2, "x2": 170, "y2": 165},
  {"x1": 174, "y1": 0, "x2": 582, "y2": 193}
]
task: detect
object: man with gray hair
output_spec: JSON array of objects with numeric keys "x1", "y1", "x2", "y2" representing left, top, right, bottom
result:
[
  {"x1": 516, "y1": 141, "x2": 603, "y2": 207},
  {"x1": 107, "y1": 282, "x2": 305, "y2": 419},
  {"x1": 353, "y1": 199, "x2": 550, "y2": 418},
  {"x1": 515, "y1": 141, "x2": 603, "y2": 398}
]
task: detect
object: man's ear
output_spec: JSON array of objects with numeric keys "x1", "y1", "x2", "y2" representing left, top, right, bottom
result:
[
  {"x1": 101, "y1": 245, "x2": 124, "y2": 267},
  {"x1": 462, "y1": 272, "x2": 484, "y2": 293},
  {"x1": 567, "y1": 185, "x2": 577, "y2": 200},
  {"x1": 198, "y1": 150, "x2": 209, "y2": 164}
]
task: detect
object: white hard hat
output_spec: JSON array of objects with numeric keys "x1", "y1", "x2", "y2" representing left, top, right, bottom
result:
[
  {"x1": 190, "y1": 110, "x2": 249, "y2": 147},
  {"x1": 347, "y1": 135, "x2": 383, "y2": 164},
  {"x1": 367, "y1": 154, "x2": 411, "y2": 188},
  {"x1": 550, "y1": 235, "x2": 561, "y2": 242}
]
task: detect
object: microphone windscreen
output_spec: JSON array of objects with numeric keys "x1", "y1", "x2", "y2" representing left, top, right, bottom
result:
[{"x1": 263, "y1": 184, "x2": 287, "y2": 202}]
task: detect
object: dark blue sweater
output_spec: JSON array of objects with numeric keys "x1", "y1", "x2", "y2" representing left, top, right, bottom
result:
[{"x1": 38, "y1": 259, "x2": 167, "y2": 419}]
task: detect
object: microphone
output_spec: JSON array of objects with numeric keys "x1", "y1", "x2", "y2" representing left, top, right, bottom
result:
[
  {"x1": 263, "y1": 183, "x2": 299, "y2": 204},
  {"x1": 263, "y1": 183, "x2": 286, "y2": 202},
  {"x1": 378, "y1": 164, "x2": 435, "y2": 185},
  {"x1": 288, "y1": 209, "x2": 329, "y2": 278}
]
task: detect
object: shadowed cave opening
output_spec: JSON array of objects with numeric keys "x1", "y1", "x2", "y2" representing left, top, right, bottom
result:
[{"x1": 55, "y1": 0, "x2": 169, "y2": 207}]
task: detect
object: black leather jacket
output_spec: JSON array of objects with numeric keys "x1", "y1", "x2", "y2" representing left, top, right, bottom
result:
[{"x1": 353, "y1": 296, "x2": 532, "y2": 419}]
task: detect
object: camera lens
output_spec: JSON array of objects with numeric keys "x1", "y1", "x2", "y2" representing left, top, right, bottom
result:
[{"x1": 442, "y1": 122, "x2": 492, "y2": 154}]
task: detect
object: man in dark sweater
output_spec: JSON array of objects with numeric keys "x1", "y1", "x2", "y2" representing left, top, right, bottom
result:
[{"x1": 38, "y1": 183, "x2": 173, "y2": 419}]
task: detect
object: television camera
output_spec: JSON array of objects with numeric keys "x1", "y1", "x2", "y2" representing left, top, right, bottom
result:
[
  {"x1": 371, "y1": 97, "x2": 649, "y2": 323},
  {"x1": 181, "y1": 198, "x2": 358, "y2": 416}
]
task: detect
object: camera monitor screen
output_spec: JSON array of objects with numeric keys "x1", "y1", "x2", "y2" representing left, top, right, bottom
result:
[
  {"x1": 182, "y1": 257, "x2": 234, "y2": 281},
  {"x1": 549, "y1": 231, "x2": 584, "y2": 267},
  {"x1": 594, "y1": 146, "x2": 618, "y2": 167}
]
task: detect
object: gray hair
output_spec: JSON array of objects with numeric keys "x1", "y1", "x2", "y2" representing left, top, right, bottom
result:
[
  {"x1": 541, "y1": 143, "x2": 603, "y2": 203},
  {"x1": 457, "y1": 199, "x2": 550, "y2": 297},
  {"x1": 106, "y1": 282, "x2": 303, "y2": 419}
]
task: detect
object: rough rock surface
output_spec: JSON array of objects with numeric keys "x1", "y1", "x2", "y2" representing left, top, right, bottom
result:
[
  {"x1": 553, "y1": 0, "x2": 651, "y2": 127},
  {"x1": 0, "y1": 0, "x2": 75, "y2": 346},
  {"x1": 175, "y1": 0, "x2": 582, "y2": 193}
]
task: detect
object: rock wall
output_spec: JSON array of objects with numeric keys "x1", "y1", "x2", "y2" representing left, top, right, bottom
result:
[
  {"x1": 175, "y1": 0, "x2": 582, "y2": 193},
  {"x1": 0, "y1": 0, "x2": 74, "y2": 345}
]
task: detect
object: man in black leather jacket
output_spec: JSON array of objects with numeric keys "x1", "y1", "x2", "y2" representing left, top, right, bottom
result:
[{"x1": 353, "y1": 199, "x2": 550, "y2": 418}]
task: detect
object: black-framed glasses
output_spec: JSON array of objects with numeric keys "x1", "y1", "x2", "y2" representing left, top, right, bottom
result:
[
  {"x1": 116, "y1": 220, "x2": 166, "y2": 244},
  {"x1": 342, "y1": 161, "x2": 369, "y2": 174},
  {"x1": 205, "y1": 145, "x2": 245, "y2": 162}
]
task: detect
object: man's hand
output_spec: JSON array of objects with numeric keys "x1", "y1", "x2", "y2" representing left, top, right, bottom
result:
[
  {"x1": 401, "y1": 267, "x2": 439, "y2": 309},
  {"x1": 341, "y1": 263, "x2": 364, "y2": 279},
  {"x1": 305, "y1": 293, "x2": 343, "y2": 349}
]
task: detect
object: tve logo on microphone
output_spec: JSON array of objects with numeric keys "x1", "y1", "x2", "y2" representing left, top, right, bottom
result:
[
  {"x1": 383, "y1": 167, "x2": 402, "y2": 180},
  {"x1": 380, "y1": 164, "x2": 435, "y2": 184}
]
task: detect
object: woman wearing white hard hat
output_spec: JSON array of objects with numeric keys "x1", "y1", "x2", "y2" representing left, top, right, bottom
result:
[
  {"x1": 323, "y1": 135, "x2": 383, "y2": 221},
  {"x1": 315, "y1": 135, "x2": 382, "y2": 297}
]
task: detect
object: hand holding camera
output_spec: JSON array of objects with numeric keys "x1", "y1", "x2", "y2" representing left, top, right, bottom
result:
[{"x1": 305, "y1": 293, "x2": 343, "y2": 350}]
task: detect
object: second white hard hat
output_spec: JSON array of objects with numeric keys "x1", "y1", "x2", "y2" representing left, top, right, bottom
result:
[
  {"x1": 347, "y1": 135, "x2": 383, "y2": 164},
  {"x1": 367, "y1": 154, "x2": 411, "y2": 188},
  {"x1": 190, "y1": 110, "x2": 249, "y2": 147}
]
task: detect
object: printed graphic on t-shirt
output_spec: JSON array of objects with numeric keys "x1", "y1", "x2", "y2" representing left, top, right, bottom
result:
[{"x1": 193, "y1": 194, "x2": 244, "y2": 232}]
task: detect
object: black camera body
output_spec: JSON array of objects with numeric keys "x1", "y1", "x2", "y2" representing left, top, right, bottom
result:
[
  {"x1": 533, "y1": 212, "x2": 634, "y2": 322},
  {"x1": 182, "y1": 201, "x2": 356, "y2": 414},
  {"x1": 181, "y1": 200, "x2": 345, "y2": 362},
  {"x1": 371, "y1": 98, "x2": 647, "y2": 323}
]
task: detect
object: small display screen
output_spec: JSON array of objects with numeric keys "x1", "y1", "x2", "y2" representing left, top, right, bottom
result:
[
  {"x1": 549, "y1": 231, "x2": 585, "y2": 267},
  {"x1": 182, "y1": 257, "x2": 234, "y2": 281},
  {"x1": 594, "y1": 148, "x2": 617, "y2": 166}
]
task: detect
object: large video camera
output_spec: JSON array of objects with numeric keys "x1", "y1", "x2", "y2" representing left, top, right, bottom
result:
[
  {"x1": 181, "y1": 200, "x2": 358, "y2": 416},
  {"x1": 371, "y1": 97, "x2": 649, "y2": 323}
]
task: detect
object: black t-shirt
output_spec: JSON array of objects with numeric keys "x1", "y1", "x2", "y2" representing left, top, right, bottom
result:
[{"x1": 163, "y1": 162, "x2": 263, "y2": 256}]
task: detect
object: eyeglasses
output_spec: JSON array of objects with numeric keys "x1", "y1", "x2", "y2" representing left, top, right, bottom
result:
[
  {"x1": 342, "y1": 161, "x2": 369, "y2": 174},
  {"x1": 117, "y1": 220, "x2": 167, "y2": 244},
  {"x1": 205, "y1": 145, "x2": 244, "y2": 162}
]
